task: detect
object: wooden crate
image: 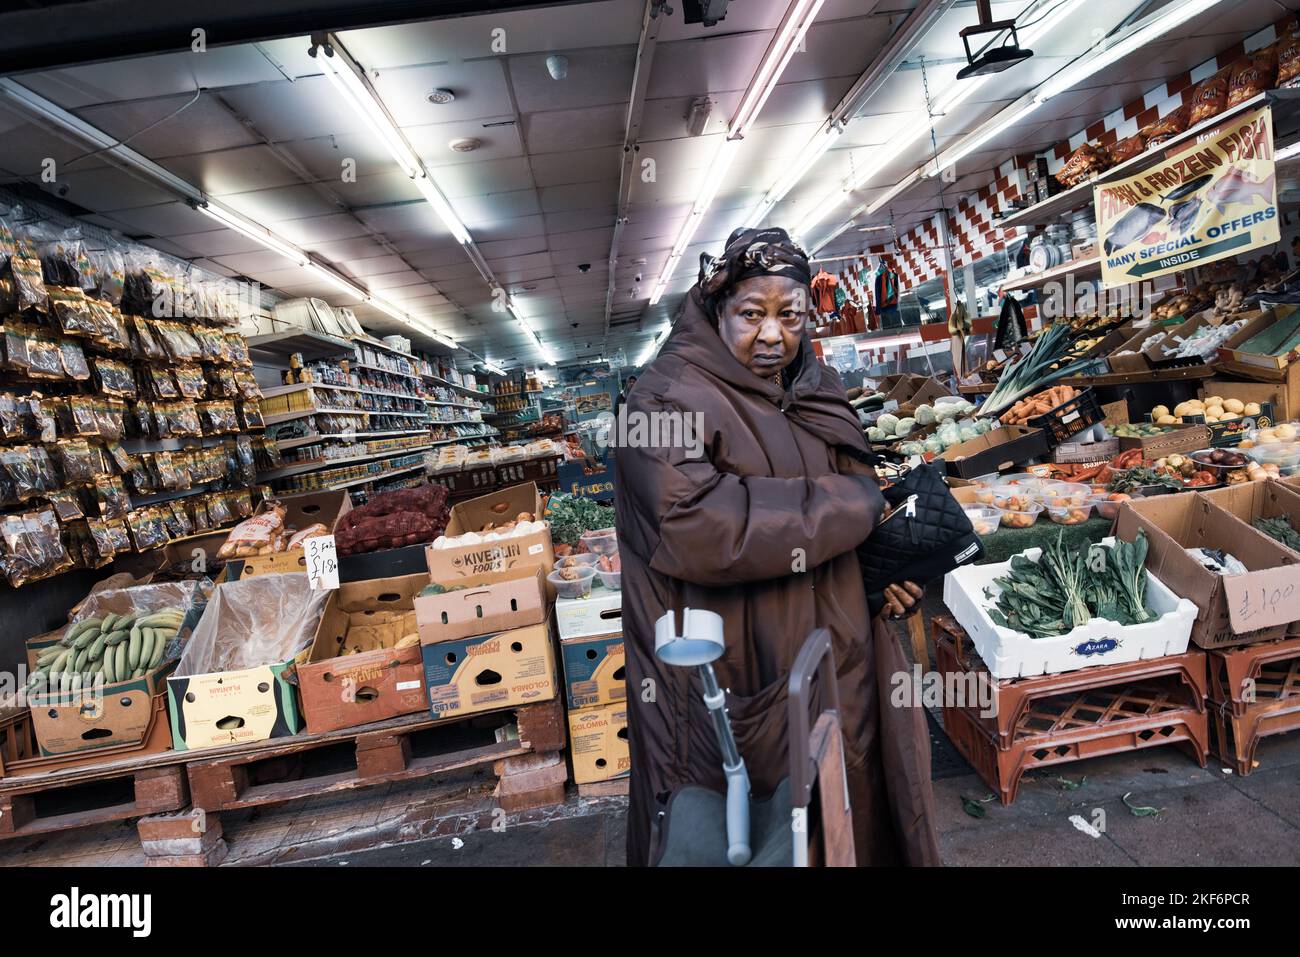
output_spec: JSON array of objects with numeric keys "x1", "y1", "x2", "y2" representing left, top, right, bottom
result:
[{"x1": 1207, "y1": 636, "x2": 1300, "y2": 774}]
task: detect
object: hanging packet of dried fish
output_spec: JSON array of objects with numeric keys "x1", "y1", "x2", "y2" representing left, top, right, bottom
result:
[
  {"x1": 48, "y1": 285, "x2": 97, "y2": 336},
  {"x1": 9, "y1": 233, "x2": 49, "y2": 312},
  {"x1": 0, "y1": 509, "x2": 72, "y2": 586},
  {"x1": 92, "y1": 357, "x2": 137, "y2": 398},
  {"x1": 58, "y1": 338, "x2": 90, "y2": 380},
  {"x1": 46, "y1": 488, "x2": 86, "y2": 522}
]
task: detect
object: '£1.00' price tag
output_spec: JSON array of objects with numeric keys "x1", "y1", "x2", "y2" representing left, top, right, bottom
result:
[{"x1": 305, "y1": 534, "x2": 340, "y2": 590}]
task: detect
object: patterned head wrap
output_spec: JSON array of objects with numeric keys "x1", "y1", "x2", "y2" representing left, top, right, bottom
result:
[{"x1": 697, "y1": 227, "x2": 812, "y2": 306}]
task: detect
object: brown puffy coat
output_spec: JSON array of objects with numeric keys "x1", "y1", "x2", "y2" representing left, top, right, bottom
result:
[{"x1": 616, "y1": 287, "x2": 941, "y2": 866}]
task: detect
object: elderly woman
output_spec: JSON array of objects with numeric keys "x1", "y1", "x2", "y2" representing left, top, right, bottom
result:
[{"x1": 615, "y1": 227, "x2": 940, "y2": 866}]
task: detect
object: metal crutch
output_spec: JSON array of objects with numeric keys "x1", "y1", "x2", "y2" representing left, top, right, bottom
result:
[{"x1": 654, "y1": 608, "x2": 752, "y2": 866}]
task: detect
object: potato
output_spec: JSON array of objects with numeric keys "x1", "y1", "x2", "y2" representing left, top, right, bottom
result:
[
  {"x1": 1203, "y1": 412, "x2": 1220, "y2": 423},
  {"x1": 1244, "y1": 402, "x2": 1262, "y2": 416},
  {"x1": 1156, "y1": 414, "x2": 1176, "y2": 425},
  {"x1": 1222, "y1": 398, "x2": 1244, "y2": 414},
  {"x1": 1219, "y1": 412, "x2": 1239, "y2": 421},
  {"x1": 1277, "y1": 424, "x2": 1298, "y2": 442},
  {"x1": 1151, "y1": 405, "x2": 1170, "y2": 419},
  {"x1": 1204, "y1": 395, "x2": 1223, "y2": 407},
  {"x1": 1173, "y1": 402, "x2": 1190, "y2": 417}
]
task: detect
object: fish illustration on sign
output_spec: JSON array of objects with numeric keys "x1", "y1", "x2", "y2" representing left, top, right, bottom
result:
[
  {"x1": 1205, "y1": 167, "x2": 1275, "y2": 214},
  {"x1": 1157, "y1": 175, "x2": 1213, "y2": 203},
  {"x1": 1104, "y1": 202, "x2": 1165, "y2": 255},
  {"x1": 1169, "y1": 197, "x2": 1202, "y2": 235}
]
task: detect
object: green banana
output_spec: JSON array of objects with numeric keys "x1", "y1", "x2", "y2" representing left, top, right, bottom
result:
[
  {"x1": 127, "y1": 630, "x2": 142, "y2": 671},
  {"x1": 115, "y1": 641, "x2": 128, "y2": 681},
  {"x1": 102, "y1": 651, "x2": 116, "y2": 684},
  {"x1": 148, "y1": 634, "x2": 166, "y2": 670},
  {"x1": 62, "y1": 618, "x2": 102, "y2": 647},
  {"x1": 36, "y1": 646, "x2": 63, "y2": 667},
  {"x1": 88, "y1": 633, "x2": 107, "y2": 662},
  {"x1": 105, "y1": 629, "x2": 128, "y2": 647},
  {"x1": 100, "y1": 613, "x2": 119, "y2": 633},
  {"x1": 72, "y1": 647, "x2": 89, "y2": 673}
]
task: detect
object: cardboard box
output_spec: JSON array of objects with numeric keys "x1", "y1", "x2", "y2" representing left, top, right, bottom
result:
[
  {"x1": 168, "y1": 663, "x2": 301, "y2": 751},
  {"x1": 1216, "y1": 306, "x2": 1300, "y2": 374},
  {"x1": 1200, "y1": 480, "x2": 1300, "y2": 560},
  {"x1": 1201, "y1": 378, "x2": 1286, "y2": 420},
  {"x1": 415, "y1": 567, "x2": 548, "y2": 644},
  {"x1": 555, "y1": 581, "x2": 623, "y2": 641},
  {"x1": 939, "y1": 425, "x2": 1051, "y2": 479},
  {"x1": 1118, "y1": 423, "x2": 1211, "y2": 461},
  {"x1": 420, "y1": 622, "x2": 558, "y2": 718},
  {"x1": 25, "y1": 629, "x2": 61, "y2": 674},
  {"x1": 30, "y1": 668, "x2": 173, "y2": 757},
  {"x1": 560, "y1": 633, "x2": 626, "y2": 710},
  {"x1": 296, "y1": 572, "x2": 429, "y2": 735},
  {"x1": 166, "y1": 574, "x2": 324, "y2": 751},
  {"x1": 1106, "y1": 324, "x2": 1165, "y2": 373},
  {"x1": 568, "y1": 702, "x2": 629, "y2": 785},
  {"x1": 424, "y1": 482, "x2": 554, "y2": 581},
  {"x1": 232, "y1": 490, "x2": 353, "y2": 579},
  {"x1": 1181, "y1": 401, "x2": 1274, "y2": 448},
  {"x1": 897, "y1": 377, "x2": 952, "y2": 416},
  {"x1": 1114, "y1": 494, "x2": 1300, "y2": 649},
  {"x1": 1142, "y1": 314, "x2": 1221, "y2": 367}
]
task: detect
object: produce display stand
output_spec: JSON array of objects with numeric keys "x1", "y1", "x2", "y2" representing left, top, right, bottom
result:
[
  {"x1": 1206, "y1": 636, "x2": 1300, "y2": 775},
  {"x1": 933, "y1": 617, "x2": 1210, "y2": 805}
]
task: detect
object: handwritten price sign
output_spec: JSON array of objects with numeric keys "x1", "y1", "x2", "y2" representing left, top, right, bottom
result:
[
  {"x1": 1225, "y1": 566, "x2": 1298, "y2": 633},
  {"x1": 304, "y1": 535, "x2": 340, "y2": 590}
]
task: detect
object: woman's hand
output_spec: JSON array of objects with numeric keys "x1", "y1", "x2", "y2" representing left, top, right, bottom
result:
[{"x1": 881, "y1": 581, "x2": 923, "y2": 620}]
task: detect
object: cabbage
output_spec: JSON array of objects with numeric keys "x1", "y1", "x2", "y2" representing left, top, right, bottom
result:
[
  {"x1": 867, "y1": 426, "x2": 886, "y2": 442},
  {"x1": 959, "y1": 423, "x2": 978, "y2": 442},
  {"x1": 915, "y1": 404, "x2": 935, "y2": 426},
  {"x1": 973, "y1": 418, "x2": 993, "y2": 434},
  {"x1": 898, "y1": 441, "x2": 925, "y2": 455},
  {"x1": 895, "y1": 417, "x2": 916, "y2": 437},
  {"x1": 877, "y1": 413, "x2": 899, "y2": 435},
  {"x1": 923, "y1": 435, "x2": 945, "y2": 454}
]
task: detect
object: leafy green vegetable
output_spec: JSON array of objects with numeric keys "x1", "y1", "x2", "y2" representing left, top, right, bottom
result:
[
  {"x1": 545, "y1": 493, "x2": 615, "y2": 546},
  {"x1": 982, "y1": 323, "x2": 1105, "y2": 415},
  {"x1": 986, "y1": 530, "x2": 1156, "y2": 639},
  {"x1": 1107, "y1": 467, "x2": 1181, "y2": 494},
  {"x1": 1254, "y1": 515, "x2": 1300, "y2": 551},
  {"x1": 1122, "y1": 791, "x2": 1160, "y2": 818}
]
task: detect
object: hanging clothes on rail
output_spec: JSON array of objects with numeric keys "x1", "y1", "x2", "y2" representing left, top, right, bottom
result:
[
  {"x1": 874, "y1": 260, "x2": 901, "y2": 330},
  {"x1": 810, "y1": 269, "x2": 839, "y2": 314}
]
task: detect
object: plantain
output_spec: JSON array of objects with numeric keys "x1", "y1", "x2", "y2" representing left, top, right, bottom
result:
[
  {"x1": 36, "y1": 646, "x2": 63, "y2": 667},
  {"x1": 72, "y1": 646, "x2": 89, "y2": 672},
  {"x1": 62, "y1": 618, "x2": 102, "y2": 647},
  {"x1": 127, "y1": 630, "x2": 142, "y2": 671},
  {"x1": 100, "y1": 613, "x2": 119, "y2": 633},
  {"x1": 115, "y1": 641, "x2": 128, "y2": 682},
  {"x1": 105, "y1": 629, "x2": 128, "y2": 647},
  {"x1": 88, "y1": 632, "x2": 107, "y2": 662},
  {"x1": 147, "y1": 631, "x2": 167, "y2": 669},
  {"x1": 102, "y1": 651, "x2": 116, "y2": 684}
]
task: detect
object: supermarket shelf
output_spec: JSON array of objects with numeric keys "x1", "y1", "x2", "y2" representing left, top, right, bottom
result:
[
  {"x1": 490, "y1": 389, "x2": 544, "y2": 398},
  {"x1": 360, "y1": 408, "x2": 428, "y2": 418},
  {"x1": 272, "y1": 429, "x2": 427, "y2": 449},
  {"x1": 430, "y1": 432, "x2": 497, "y2": 446},
  {"x1": 120, "y1": 434, "x2": 230, "y2": 453},
  {"x1": 352, "y1": 362, "x2": 421, "y2": 380},
  {"x1": 261, "y1": 381, "x2": 360, "y2": 398},
  {"x1": 998, "y1": 256, "x2": 1101, "y2": 294},
  {"x1": 428, "y1": 417, "x2": 483, "y2": 426},
  {"x1": 261, "y1": 406, "x2": 366, "y2": 425},
  {"x1": 996, "y1": 88, "x2": 1300, "y2": 231},
  {"x1": 247, "y1": 330, "x2": 352, "y2": 361},
  {"x1": 258, "y1": 444, "x2": 434, "y2": 481},
  {"x1": 426, "y1": 400, "x2": 482, "y2": 410},
  {"x1": 350, "y1": 334, "x2": 419, "y2": 361},
  {"x1": 424, "y1": 374, "x2": 484, "y2": 398},
  {"x1": 327, "y1": 462, "x2": 427, "y2": 490}
]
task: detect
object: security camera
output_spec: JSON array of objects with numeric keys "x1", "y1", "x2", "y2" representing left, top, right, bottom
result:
[
  {"x1": 634, "y1": 272, "x2": 643, "y2": 284},
  {"x1": 578, "y1": 263, "x2": 591, "y2": 273},
  {"x1": 546, "y1": 55, "x2": 569, "y2": 80}
]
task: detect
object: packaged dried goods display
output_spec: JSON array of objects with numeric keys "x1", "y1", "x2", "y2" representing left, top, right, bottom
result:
[
  {"x1": 1188, "y1": 73, "x2": 1228, "y2": 126},
  {"x1": 58, "y1": 338, "x2": 90, "y2": 380},
  {"x1": 1140, "y1": 104, "x2": 1189, "y2": 145},
  {"x1": 1226, "y1": 46, "x2": 1277, "y2": 106},
  {"x1": 0, "y1": 508, "x2": 71, "y2": 585},
  {"x1": 92, "y1": 356, "x2": 137, "y2": 397}
]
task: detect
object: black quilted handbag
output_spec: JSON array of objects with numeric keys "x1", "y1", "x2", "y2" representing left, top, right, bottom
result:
[{"x1": 856, "y1": 462, "x2": 984, "y2": 615}]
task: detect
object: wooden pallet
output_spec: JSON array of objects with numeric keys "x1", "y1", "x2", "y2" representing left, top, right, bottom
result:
[
  {"x1": 0, "y1": 763, "x2": 187, "y2": 840},
  {"x1": 186, "y1": 697, "x2": 566, "y2": 815},
  {"x1": 577, "y1": 776, "x2": 629, "y2": 799}
]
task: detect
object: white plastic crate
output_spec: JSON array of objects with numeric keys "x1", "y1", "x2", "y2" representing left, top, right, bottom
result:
[{"x1": 942, "y1": 538, "x2": 1196, "y2": 679}]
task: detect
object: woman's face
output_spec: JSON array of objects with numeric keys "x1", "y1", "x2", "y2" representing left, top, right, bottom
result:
[{"x1": 716, "y1": 275, "x2": 809, "y2": 379}]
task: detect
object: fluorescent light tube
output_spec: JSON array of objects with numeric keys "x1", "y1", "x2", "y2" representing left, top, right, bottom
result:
[
  {"x1": 195, "y1": 202, "x2": 308, "y2": 266},
  {"x1": 413, "y1": 172, "x2": 471, "y2": 245},
  {"x1": 1037, "y1": 0, "x2": 1227, "y2": 104},
  {"x1": 304, "y1": 261, "x2": 367, "y2": 299},
  {"x1": 317, "y1": 47, "x2": 420, "y2": 178},
  {"x1": 744, "y1": 122, "x2": 841, "y2": 228},
  {"x1": 730, "y1": 0, "x2": 826, "y2": 139},
  {"x1": 932, "y1": 100, "x2": 1042, "y2": 175}
]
